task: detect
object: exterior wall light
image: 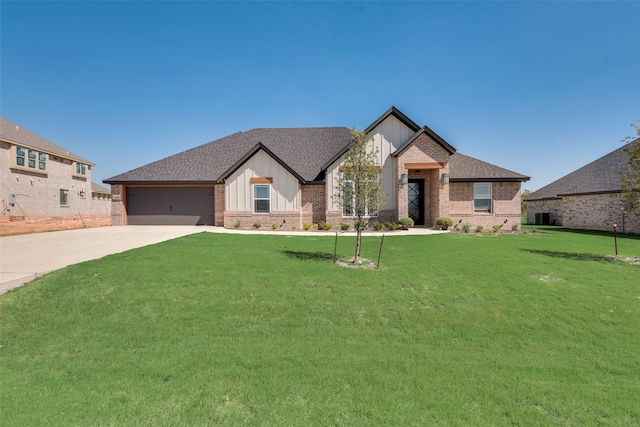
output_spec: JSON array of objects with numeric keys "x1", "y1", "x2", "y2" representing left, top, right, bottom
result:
[
  {"x1": 400, "y1": 173, "x2": 408, "y2": 186},
  {"x1": 441, "y1": 173, "x2": 450, "y2": 184}
]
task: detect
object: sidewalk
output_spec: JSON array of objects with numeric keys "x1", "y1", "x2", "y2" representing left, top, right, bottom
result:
[{"x1": 0, "y1": 225, "x2": 447, "y2": 294}]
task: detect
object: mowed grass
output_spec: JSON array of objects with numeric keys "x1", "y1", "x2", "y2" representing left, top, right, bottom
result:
[{"x1": 1, "y1": 227, "x2": 639, "y2": 426}]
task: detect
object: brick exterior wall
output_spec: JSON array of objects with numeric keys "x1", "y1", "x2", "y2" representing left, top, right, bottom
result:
[
  {"x1": 562, "y1": 193, "x2": 639, "y2": 234},
  {"x1": 224, "y1": 211, "x2": 301, "y2": 230},
  {"x1": 395, "y1": 133, "x2": 450, "y2": 227},
  {"x1": 301, "y1": 184, "x2": 326, "y2": 225},
  {"x1": 448, "y1": 181, "x2": 522, "y2": 230},
  {"x1": 526, "y1": 198, "x2": 562, "y2": 225},
  {"x1": 110, "y1": 184, "x2": 125, "y2": 226},
  {"x1": 2, "y1": 141, "x2": 108, "y2": 219},
  {"x1": 214, "y1": 183, "x2": 225, "y2": 227}
]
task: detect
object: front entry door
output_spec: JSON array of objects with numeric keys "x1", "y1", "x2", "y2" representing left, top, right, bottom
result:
[{"x1": 408, "y1": 179, "x2": 425, "y2": 225}]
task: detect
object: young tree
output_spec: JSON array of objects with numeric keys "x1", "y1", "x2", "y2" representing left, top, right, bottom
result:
[
  {"x1": 621, "y1": 121, "x2": 640, "y2": 214},
  {"x1": 334, "y1": 129, "x2": 385, "y2": 263}
]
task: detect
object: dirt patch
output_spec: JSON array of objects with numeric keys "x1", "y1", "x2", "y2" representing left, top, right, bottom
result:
[
  {"x1": 604, "y1": 255, "x2": 640, "y2": 266},
  {"x1": 336, "y1": 258, "x2": 377, "y2": 269},
  {"x1": 0, "y1": 215, "x2": 111, "y2": 236}
]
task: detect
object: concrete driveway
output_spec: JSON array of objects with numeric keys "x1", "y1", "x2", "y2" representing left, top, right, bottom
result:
[
  {"x1": 0, "y1": 225, "x2": 447, "y2": 295},
  {"x1": 0, "y1": 226, "x2": 206, "y2": 294}
]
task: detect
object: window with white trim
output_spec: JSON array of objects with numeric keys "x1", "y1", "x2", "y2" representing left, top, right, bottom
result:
[
  {"x1": 474, "y1": 183, "x2": 492, "y2": 213},
  {"x1": 253, "y1": 184, "x2": 270, "y2": 213}
]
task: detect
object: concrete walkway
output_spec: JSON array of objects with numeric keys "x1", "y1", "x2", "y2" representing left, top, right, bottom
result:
[{"x1": 0, "y1": 225, "x2": 447, "y2": 294}]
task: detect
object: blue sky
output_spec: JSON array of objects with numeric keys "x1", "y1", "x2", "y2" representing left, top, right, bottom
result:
[{"x1": 2, "y1": 1, "x2": 639, "y2": 191}]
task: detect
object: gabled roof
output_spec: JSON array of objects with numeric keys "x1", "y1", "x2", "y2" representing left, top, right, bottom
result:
[
  {"x1": 393, "y1": 126, "x2": 457, "y2": 157},
  {"x1": 0, "y1": 117, "x2": 94, "y2": 165},
  {"x1": 449, "y1": 153, "x2": 530, "y2": 182},
  {"x1": 364, "y1": 106, "x2": 421, "y2": 134},
  {"x1": 526, "y1": 142, "x2": 633, "y2": 200},
  {"x1": 218, "y1": 142, "x2": 306, "y2": 183},
  {"x1": 104, "y1": 127, "x2": 352, "y2": 184}
]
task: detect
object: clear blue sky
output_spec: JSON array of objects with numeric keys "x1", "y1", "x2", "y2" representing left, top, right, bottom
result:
[{"x1": 2, "y1": 1, "x2": 639, "y2": 191}]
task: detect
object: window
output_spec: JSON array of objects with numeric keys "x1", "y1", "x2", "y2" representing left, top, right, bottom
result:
[
  {"x1": 39, "y1": 152, "x2": 47, "y2": 170},
  {"x1": 60, "y1": 189, "x2": 69, "y2": 206},
  {"x1": 474, "y1": 183, "x2": 492, "y2": 213},
  {"x1": 16, "y1": 146, "x2": 25, "y2": 166},
  {"x1": 15, "y1": 146, "x2": 46, "y2": 171},
  {"x1": 76, "y1": 162, "x2": 86, "y2": 175},
  {"x1": 342, "y1": 176, "x2": 378, "y2": 217},
  {"x1": 253, "y1": 184, "x2": 270, "y2": 213}
]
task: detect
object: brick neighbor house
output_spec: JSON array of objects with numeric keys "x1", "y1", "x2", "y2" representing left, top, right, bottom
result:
[
  {"x1": 104, "y1": 107, "x2": 529, "y2": 229},
  {"x1": 525, "y1": 140, "x2": 639, "y2": 233},
  {"x1": 1, "y1": 117, "x2": 111, "y2": 218}
]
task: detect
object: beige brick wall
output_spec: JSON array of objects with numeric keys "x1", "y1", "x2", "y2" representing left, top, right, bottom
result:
[
  {"x1": 562, "y1": 193, "x2": 639, "y2": 233},
  {"x1": 2, "y1": 142, "x2": 106, "y2": 219}
]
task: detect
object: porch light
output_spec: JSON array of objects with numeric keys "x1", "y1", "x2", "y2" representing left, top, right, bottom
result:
[
  {"x1": 441, "y1": 173, "x2": 450, "y2": 184},
  {"x1": 400, "y1": 173, "x2": 408, "y2": 186}
]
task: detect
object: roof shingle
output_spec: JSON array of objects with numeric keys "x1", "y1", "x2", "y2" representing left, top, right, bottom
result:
[
  {"x1": 449, "y1": 153, "x2": 530, "y2": 182},
  {"x1": 525, "y1": 142, "x2": 633, "y2": 200},
  {"x1": 0, "y1": 117, "x2": 93, "y2": 165}
]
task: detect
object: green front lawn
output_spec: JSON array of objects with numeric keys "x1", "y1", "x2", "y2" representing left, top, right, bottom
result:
[{"x1": 1, "y1": 228, "x2": 639, "y2": 425}]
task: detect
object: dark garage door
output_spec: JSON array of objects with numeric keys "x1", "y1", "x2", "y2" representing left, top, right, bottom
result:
[{"x1": 126, "y1": 187, "x2": 214, "y2": 225}]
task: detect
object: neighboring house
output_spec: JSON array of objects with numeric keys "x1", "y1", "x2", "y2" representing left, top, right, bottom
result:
[
  {"x1": 525, "y1": 141, "x2": 639, "y2": 233},
  {"x1": 104, "y1": 107, "x2": 529, "y2": 229},
  {"x1": 0, "y1": 117, "x2": 110, "y2": 218}
]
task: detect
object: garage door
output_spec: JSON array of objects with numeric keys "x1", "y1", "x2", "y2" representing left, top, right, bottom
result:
[{"x1": 126, "y1": 187, "x2": 214, "y2": 225}]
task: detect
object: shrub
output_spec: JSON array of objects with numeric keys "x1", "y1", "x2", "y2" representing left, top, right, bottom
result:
[
  {"x1": 272, "y1": 223, "x2": 279, "y2": 229},
  {"x1": 385, "y1": 222, "x2": 399, "y2": 231},
  {"x1": 512, "y1": 223, "x2": 519, "y2": 231},
  {"x1": 373, "y1": 221, "x2": 383, "y2": 231},
  {"x1": 475, "y1": 225, "x2": 484, "y2": 233},
  {"x1": 291, "y1": 224, "x2": 297, "y2": 230},
  {"x1": 354, "y1": 220, "x2": 367, "y2": 231},
  {"x1": 233, "y1": 219, "x2": 241, "y2": 229},
  {"x1": 340, "y1": 222, "x2": 350, "y2": 231},
  {"x1": 462, "y1": 223, "x2": 471, "y2": 233},
  {"x1": 454, "y1": 225, "x2": 460, "y2": 232},
  {"x1": 398, "y1": 217, "x2": 414, "y2": 228},
  {"x1": 253, "y1": 222, "x2": 261, "y2": 229},
  {"x1": 302, "y1": 223, "x2": 312, "y2": 230},
  {"x1": 318, "y1": 221, "x2": 332, "y2": 231},
  {"x1": 436, "y1": 216, "x2": 454, "y2": 229},
  {"x1": 492, "y1": 224, "x2": 501, "y2": 233}
]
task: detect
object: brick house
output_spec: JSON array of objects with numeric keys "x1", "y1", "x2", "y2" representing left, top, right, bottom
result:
[
  {"x1": 525, "y1": 141, "x2": 639, "y2": 233},
  {"x1": 104, "y1": 107, "x2": 529, "y2": 229},
  {"x1": 1, "y1": 117, "x2": 111, "y2": 218}
]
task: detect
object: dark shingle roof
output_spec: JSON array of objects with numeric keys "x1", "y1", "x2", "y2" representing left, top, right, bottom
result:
[
  {"x1": 449, "y1": 153, "x2": 530, "y2": 182},
  {"x1": 104, "y1": 127, "x2": 352, "y2": 184},
  {"x1": 0, "y1": 117, "x2": 93, "y2": 165},
  {"x1": 525, "y1": 142, "x2": 633, "y2": 200}
]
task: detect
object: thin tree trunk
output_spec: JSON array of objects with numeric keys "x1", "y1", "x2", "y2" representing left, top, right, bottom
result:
[{"x1": 354, "y1": 216, "x2": 362, "y2": 263}]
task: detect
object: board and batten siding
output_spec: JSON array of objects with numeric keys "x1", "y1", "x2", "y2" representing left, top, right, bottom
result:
[
  {"x1": 225, "y1": 150, "x2": 299, "y2": 211},
  {"x1": 327, "y1": 114, "x2": 414, "y2": 212}
]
